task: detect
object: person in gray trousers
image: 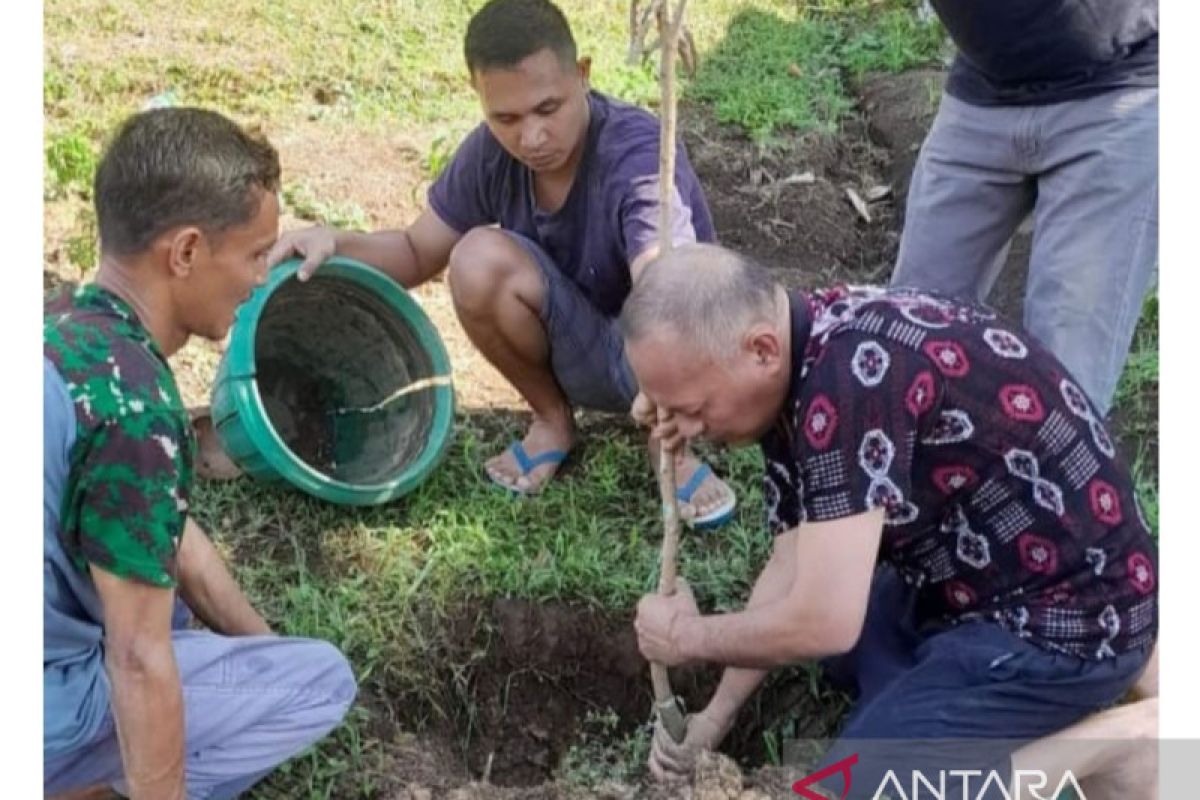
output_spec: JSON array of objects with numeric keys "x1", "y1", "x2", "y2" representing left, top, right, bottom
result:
[{"x1": 893, "y1": 0, "x2": 1158, "y2": 416}]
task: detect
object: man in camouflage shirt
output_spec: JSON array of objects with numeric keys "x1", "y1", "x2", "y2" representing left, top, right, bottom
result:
[
  {"x1": 624, "y1": 245, "x2": 1158, "y2": 797},
  {"x1": 44, "y1": 108, "x2": 355, "y2": 799}
]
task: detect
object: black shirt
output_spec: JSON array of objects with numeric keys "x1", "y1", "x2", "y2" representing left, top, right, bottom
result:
[{"x1": 931, "y1": 0, "x2": 1158, "y2": 106}]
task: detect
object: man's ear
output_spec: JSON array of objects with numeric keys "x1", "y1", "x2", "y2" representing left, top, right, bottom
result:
[
  {"x1": 166, "y1": 227, "x2": 205, "y2": 279},
  {"x1": 577, "y1": 56, "x2": 592, "y2": 88},
  {"x1": 745, "y1": 323, "x2": 783, "y2": 368}
]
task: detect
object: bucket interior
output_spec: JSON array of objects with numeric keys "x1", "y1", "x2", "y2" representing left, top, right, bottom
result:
[{"x1": 253, "y1": 275, "x2": 439, "y2": 485}]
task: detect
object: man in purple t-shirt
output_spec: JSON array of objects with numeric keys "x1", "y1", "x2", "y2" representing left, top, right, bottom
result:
[
  {"x1": 623, "y1": 244, "x2": 1158, "y2": 796},
  {"x1": 267, "y1": 0, "x2": 736, "y2": 524}
]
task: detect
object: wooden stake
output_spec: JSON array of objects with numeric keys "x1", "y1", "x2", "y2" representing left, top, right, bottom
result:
[{"x1": 644, "y1": 0, "x2": 690, "y2": 746}]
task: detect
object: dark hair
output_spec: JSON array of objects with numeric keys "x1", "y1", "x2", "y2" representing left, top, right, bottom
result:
[
  {"x1": 464, "y1": 0, "x2": 577, "y2": 75},
  {"x1": 93, "y1": 107, "x2": 281, "y2": 256}
]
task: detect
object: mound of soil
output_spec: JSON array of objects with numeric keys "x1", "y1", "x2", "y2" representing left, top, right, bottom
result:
[
  {"x1": 855, "y1": 69, "x2": 944, "y2": 210},
  {"x1": 684, "y1": 67, "x2": 1032, "y2": 324},
  {"x1": 387, "y1": 751, "x2": 798, "y2": 800},
  {"x1": 683, "y1": 105, "x2": 899, "y2": 288}
]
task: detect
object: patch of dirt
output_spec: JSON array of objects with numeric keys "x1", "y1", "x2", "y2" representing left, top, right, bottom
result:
[
  {"x1": 441, "y1": 599, "x2": 688, "y2": 787},
  {"x1": 43, "y1": 196, "x2": 89, "y2": 294},
  {"x1": 371, "y1": 599, "x2": 833, "y2": 798},
  {"x1": 169, "y1": 340, "x2": 226, "y2": 408},
  {"x1": 855, "y1": 69, "x2": 1032, "y2": 323},
  {"x1": 270, "y1": 120, "x2": 431, "y2": 231},
  {"x1": 683, "y1": 104, "x2": 900, "y2": 289},
  {"x1": 689, "y1": 67, "x2": 1031, "y2": 323}
]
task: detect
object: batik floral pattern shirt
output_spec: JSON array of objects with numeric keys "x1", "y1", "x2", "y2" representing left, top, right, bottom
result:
[{"x1": 759, "y1": 286, "x2": 1157, "y2": 659}]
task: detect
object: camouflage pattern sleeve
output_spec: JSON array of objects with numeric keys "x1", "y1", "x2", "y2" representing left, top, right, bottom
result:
[
  {"x1": 46, "y1": 285, "x2": 195, "y2": 588},
  {"x1": 62, "y1": 415, "x2": 190, "y2": 587}
]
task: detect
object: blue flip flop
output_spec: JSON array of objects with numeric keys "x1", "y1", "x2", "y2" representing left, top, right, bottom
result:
[
  {"x1": 489, "y1": 441, "x2": 569, "y2": 495},
  {"x1": 676, "y1": 462, "x2": 737, "y2": 530}
]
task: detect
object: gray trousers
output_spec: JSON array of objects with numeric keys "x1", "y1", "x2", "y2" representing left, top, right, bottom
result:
[
  {"x1": 892, "y1": 87, "x2": 1158, "y2": 416},
  {"x1": 44, "y1": 626, "x2": 357, "y2": 799}
]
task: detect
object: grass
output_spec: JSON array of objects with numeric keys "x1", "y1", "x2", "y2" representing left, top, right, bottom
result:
[
  {"x1": 197, "y1": 425, "x2": 770, "y2": 653},
  {"x1": 43, "y1": 0, "x2": 1158, "y2": 797},
  {"x1": 558, "y1": 710, "x2": 652, "y2": 787},
  {"x1": 1114, "y1": 292, "x2": 1160, "y2": 537},
  {"x1": 689, "y1": 1, "x2": 944, "y2": 142},
  {"x1": 190, "y1": 426, "x2": 771, "y2": 796},
  {"x1": 44, "y1": 128, "x2": 97, "y2": 200},
  {"x1": 283, "y1": 183, "x2": 372, "y2": 231}
]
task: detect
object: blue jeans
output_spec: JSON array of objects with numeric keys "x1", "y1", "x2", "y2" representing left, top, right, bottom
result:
[
  {"x1": 892, "y1": 87, "x2": 1158, "y2": 416},
  {"x1": 810, "y1": 568, "x2": 1151, "y2": 800},
  {"x1": 43, "y1": 609, "x2": 357, "y2": 799}
]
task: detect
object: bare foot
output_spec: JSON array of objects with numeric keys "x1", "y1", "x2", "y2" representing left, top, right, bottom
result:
[
  {"x1": 650, "y1": 441, "x2": 736, "y2": 524},
  {"x1": 190, "y1": 406, "x2": 243, "y2": 481},
  {"x1": 1012, "y1": 697, "x2": 1158, "y2": 800},
  {"x1": 1077, "y1": 698, "x2": 1158, "y2": 800},
  {"x1": 486, "y1": 412, "x2": 576, "y2": 494}
]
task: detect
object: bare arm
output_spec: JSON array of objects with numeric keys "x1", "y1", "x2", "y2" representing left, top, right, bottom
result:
[
  {"x1": 639, "y1": 527, "x2": 855, "y2": 781},
  {"x1": 629, "y1": 244, "x2": 659, "y2": 286},
  {"x1": 92, "y1": 567, "x2": 186, "y2": 800},
  {"x1": 267, "y1": 208, "x2": 463, "y2": 289},
  {"x1": 701, "y1": 530, "x2": 801, "y2": 729},
  {"x1": 332, "y1": 209, "x2": 461, "y2": 288},
  {"x1": 680, "y1": 510, "x2": 884, "y2": 668},
  {"x1": 636, "y1": 509, "x2": 884, "y2": 671},
  {"x1": 176, "y1": 518, "x2": 271, "y2": 637}
]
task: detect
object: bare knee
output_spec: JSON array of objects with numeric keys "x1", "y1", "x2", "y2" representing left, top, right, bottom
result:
[{"x1": 446, "y1": 227, "x2": 540, "y2": 317}]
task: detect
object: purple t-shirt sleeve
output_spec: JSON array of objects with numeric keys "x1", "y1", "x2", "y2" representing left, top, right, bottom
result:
[
  {"x1": 426, "y1": 125, "x2": 499, "y2": 234},
  {"x1": 620, "y1": 172, "x2": 699, "y2": 263}
]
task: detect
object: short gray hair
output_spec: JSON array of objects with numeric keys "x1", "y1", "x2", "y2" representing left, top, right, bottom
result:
[{"x1": 619, "y1": 243, "x2": 782, "y2": 361}]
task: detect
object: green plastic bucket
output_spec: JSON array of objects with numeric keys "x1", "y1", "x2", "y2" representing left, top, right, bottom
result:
[{"x1": 210, "y1": 257, "x2": 455, "y2": 506}]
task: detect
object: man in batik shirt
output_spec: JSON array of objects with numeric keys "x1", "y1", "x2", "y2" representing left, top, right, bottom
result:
[
  {"x1": 624, "y1": 244, "x2": 1158, "y2": 797},
  {"x1": 44, "y1": 108, "x2": 356, "y2": 799}
]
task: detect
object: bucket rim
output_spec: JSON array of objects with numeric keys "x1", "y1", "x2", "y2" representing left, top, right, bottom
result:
[{"x1": 219, "y1": 256, "x2": 455, "y2": 504}]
